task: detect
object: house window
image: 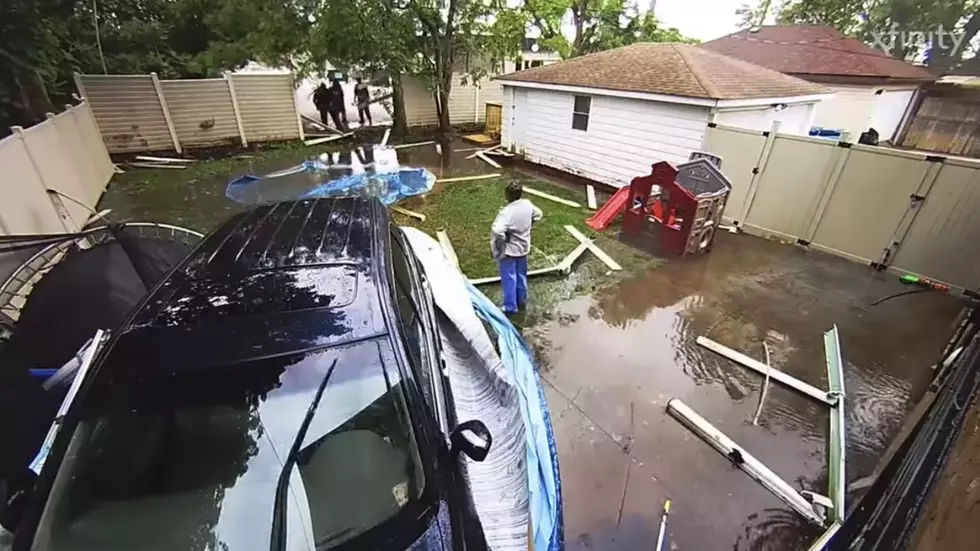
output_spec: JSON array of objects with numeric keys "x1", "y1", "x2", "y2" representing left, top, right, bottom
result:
[{"x1": 572, "y1": 95, "x2": 591, "y2": 131}]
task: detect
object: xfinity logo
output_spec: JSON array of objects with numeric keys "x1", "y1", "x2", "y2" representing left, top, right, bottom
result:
[{"x1": 870, "y1": 23, "x2": 966, "y2": 57}]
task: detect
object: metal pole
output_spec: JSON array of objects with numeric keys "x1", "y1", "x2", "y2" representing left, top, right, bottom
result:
[{"x1": 654, "y1": 500, "x2": 671, "y2": 551}]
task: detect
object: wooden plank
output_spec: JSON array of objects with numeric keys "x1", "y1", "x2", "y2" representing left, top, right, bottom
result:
[
  {"x1": 587, "y1": 185, "x2": 598, "y2": 210},
  {"x1": 436, "y1": 174, "x2": 502, "y2": 184},
  {"x1": 564, "y1": 225, "x2": 621, "y2": 270},
  {"x1": 305, "y1": 133, "x2": 353, "y2": 146},
  {"x1": 466, "y1": 146, "x2": 502, "y2": 159},
  {"x1": 393, "y1": 140, "x2": 436, "y2": 150},
  {"x1": 128, "y1": 163, "x2": 186, "y2": 170},
  {"x1": 525, "y1": 187, "x2": 582, "y2": 208},
  {"x1": 696, "y1": 336, "x2": 834, "y2": 405},
  {"x1": 391, "y1": 205, "x2": 426, "y2": 222},
  {"x1": 436, "y1": 230, "x2": 459, "y2": 268},
  {"x1": 135, "y1": 155, "x2": 195, "y2": 164},
  {"x1": 476, "y1": 152, "x2": 502, "y2": 169},
  {"x1": 469, "y1": 265, "x2": 564, "y2": 286},
  {"x1": 557, "y1": 242, "x2": 590, "y2": 272},
  {"x1": 379, "y1": 128, "x2": 391, "y2": 147}
]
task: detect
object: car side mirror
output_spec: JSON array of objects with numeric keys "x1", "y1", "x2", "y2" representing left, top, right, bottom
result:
[{"x1": 450, "y1": 420, "x2": 492, "y2": 462}]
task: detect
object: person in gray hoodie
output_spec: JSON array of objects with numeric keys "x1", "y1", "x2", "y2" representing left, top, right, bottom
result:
[{"x1": 491, "y1": 182, "x2": 543, "y2": 314}]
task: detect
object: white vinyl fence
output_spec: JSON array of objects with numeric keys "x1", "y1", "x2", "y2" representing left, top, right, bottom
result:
[
  {"x1": 402, "y1": 74, "x2": 505, "y2": 127},
  {"x1": 0, "y1": 102, "x2": 114, "y2": 235},
  {"x1": 76, "y1": 72, "x2": 304, "y2": 154},
  {"x1": 706, "y1": 121, "x2": 980, "y2": 294}
]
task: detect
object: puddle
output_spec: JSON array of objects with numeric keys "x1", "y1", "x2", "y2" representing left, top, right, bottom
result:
[{"x1": 541, "y1": 231, "x2": 961, "y2": 550}]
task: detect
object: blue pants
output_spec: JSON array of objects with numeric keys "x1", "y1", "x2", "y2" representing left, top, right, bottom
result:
[{"x1": 499, "y1": 255, "x2": 528, "y2": 313}]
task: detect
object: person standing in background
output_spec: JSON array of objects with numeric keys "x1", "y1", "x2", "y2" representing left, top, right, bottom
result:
[
  {"x1": 328, "y1": 79, "x2": 349, "y2": 132},
  {"x1": 354, "y1": 77, "x2": 372, "y2": 127},
  {"x1": 491, "y1": 182, "x2": 543, "y2": 315},
  {"x1": 313, "y1": 82, "x2": 335, "y2": 129}
]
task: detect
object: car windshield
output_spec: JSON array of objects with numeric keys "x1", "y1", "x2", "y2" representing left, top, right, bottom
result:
[{"x1": 29, "y1": 338, "x2": 428, "y2": 551}]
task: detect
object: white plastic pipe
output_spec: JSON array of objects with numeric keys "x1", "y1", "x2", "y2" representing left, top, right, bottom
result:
[
  {"x1": 697, "y1": 336, "x2": 835, "y2": 406},
  {"x1": 667, "y1": 398, "x2": 826, "y2": 526}
]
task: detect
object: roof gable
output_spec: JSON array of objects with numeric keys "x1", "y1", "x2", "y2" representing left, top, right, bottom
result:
[
  {"x1": 700, "y1": 25, "x2": 935, "y2": 81},
  {"x1": 497, "y1": 43, "x2": 828, "y2": 100}
]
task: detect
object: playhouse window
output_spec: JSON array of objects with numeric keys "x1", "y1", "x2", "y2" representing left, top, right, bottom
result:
[{"x1": 572, "y1": 96, "x2": 591, "y2": 131}]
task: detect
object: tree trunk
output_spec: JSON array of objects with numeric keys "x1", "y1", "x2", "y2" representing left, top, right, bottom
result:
[
  {"x1": 436, "y1": 38, "x2": 454, "y2": 138},
  {"x1": 391, "y1": 73, "x2": 408, "y2": 137}
]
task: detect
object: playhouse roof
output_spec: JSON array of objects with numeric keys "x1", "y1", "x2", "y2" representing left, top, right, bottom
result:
[{"x1": 497, "y1": 43, "x2": 828, "y2": 100}]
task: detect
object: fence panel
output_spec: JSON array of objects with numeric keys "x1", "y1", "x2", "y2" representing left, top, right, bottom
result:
[
  {"x1": 404, "y1": 75, "x2": 508, "y2": 127},
  {"x1": 809, "y1": 147, "x2": 929, "y2": 264},
  {"x1": 742, "y1": 134, "x2": 838, "y2": 240},
  {"x1": 230, "y1": 74, "x2": 301, "y2": 142},
  {"x1": 891, "y1": 158, "x2": 980, "y2": 290},
  {"x1": 703, "y1": 124, "x2": 766, "y2": 222},
  {"x1": 77, "y1": 74, "x2": 174, "y2": 153},
  {"x1": 0, "y1": 136, "x2": 69, "y2": 234},
  {"x1": 19, "y1": 119, "x2": 95, "y2": 229},
  {"x1": 161, "y1": 79, "x2": 241, "y2": 147},
  {"x1": 71, "y1": 102, "x2": 116, "y2": 200}
]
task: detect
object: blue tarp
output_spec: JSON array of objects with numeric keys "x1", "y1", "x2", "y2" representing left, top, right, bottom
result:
[
  {"x1": 467, "y1": 282, "x2": 564, "y2": 551},
  {"x1": 225, "y1": 159, "x2": 435, "y2": 206}
]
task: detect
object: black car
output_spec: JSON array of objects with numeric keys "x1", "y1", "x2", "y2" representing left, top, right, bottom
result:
[{"x1": 12, "y1": 198, "x2": 492, "y2": 550}]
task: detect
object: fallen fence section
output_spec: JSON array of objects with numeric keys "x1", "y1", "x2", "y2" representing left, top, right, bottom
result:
[
  {"x1": 667, "y1": 398, "x2": 826, "y2": 526},
  {"x1": 829, "y1": 311, "x2": 980, "y2": 550},
  {"x1": 825, "y1": 326, "x2": 847, "y2": 524},
  {"x1": 696, "y1": 336, "x2": 835, "y2": 406}
]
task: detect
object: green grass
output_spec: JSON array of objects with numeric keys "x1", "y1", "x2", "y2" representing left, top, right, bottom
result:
[{"x1": 393, "y1": 175, "x2": 662, "y2": 326}]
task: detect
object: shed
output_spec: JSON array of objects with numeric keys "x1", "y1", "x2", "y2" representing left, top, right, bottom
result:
[
  {"x1": 701, "y1": 26, "x2": 936, "y2": 141},
  {"x1": 496, "y1": 43, "x2": 829, "y2": 188}
]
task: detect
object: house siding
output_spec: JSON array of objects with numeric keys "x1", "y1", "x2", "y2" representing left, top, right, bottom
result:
[
  {"x1": 812, "y1": 84, "x2": 918, "y2": 139},
  {"x1": 714, "y1": 102, "x2": 816, "y2": 135},
  {"x1": 504, "y1": 87, "x2": 710, "y2": 188}
]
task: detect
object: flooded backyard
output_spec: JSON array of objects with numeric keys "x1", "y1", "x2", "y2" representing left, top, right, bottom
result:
[{"x1": 98, "y1": 138, "x2": 961, "y2": 550}]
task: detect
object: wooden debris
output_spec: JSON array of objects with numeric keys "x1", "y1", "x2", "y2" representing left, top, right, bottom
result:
[
  {"x1": 469, "y1": 265, "x2": 564, "y2": 286},
  {"x1": 466, "y1": 146, "x2": 502, "y2": 159},
  {"x1": 391, "y1": 205, "x2": 426, "y2": 222},
  {"x1": 128, "y1": 162, "x2": 186, "y2": 170},
  {"x1": 393, "y1": 140, "x2": 436, "y2": 150},
  {"x1": 135, "y1": 155, "x2": 194, "y2": 164},
  {"x1": 476, "y1": 152, "x2": 502, "y2": 169},
  {"x1": 557, "y1": 242, "x2": 590, "y2": 272},
  {"x1": 587, "y1": 185, "x2": 598, "y2": 210},
  {"x1": 436, "y1": 230, "x2": 459, "y2": 268},
  {"x1": 524, "y1": 187, "x2": 582, "y2": 208},
  {"x1": 301, "y1": 114, "x2": 330, "y2": 131},
  {"x1": 564, "y1": 225, "x2": 622, "y2": 270},
  {"x1": 304, "y1": 133, "x2": 353, "y2": 146},
  {"x1": 455, "y1": 147, "x2": 485, "y2": 153},
  {"x1": 379, "y1": 128, "x2": 391, "y2": 147},
  {"x1": 486, "y1": 149, "x2": 514, "y2": 157},
  {"x1": 112, "y1": 164, "x2": 125, "y2": 174},
  {"x1": 436, "y1": 174, "x2": 502, "y2": 184}
]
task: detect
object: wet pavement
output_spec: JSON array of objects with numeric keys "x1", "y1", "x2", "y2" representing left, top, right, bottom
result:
[{"x1": 529, "y1": 231, "x2": 960, "y2": 551}]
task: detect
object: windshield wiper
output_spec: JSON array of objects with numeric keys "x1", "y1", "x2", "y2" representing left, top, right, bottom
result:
[{"x1": 270, "y1": 357, "x2": 339, "y2": 551}]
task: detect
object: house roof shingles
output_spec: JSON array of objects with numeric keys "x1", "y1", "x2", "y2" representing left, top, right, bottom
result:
[
  {"x1": 700, "y1": 25, "x2": 936, "y2": 82},
  {"x1": 496, "y1": 42, "x2": 829, "y2": 100}
]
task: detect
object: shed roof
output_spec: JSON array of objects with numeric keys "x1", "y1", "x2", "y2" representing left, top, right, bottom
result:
[
  {"x1": 497, "y1": 43, "x2": 828, "y2": 100},
  {"x1": 700, "y1": 26, "x2": 935, "y2": 82}
]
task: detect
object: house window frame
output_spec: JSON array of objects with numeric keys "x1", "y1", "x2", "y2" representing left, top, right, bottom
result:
[{"x1": 572, "y1": 95, "x2": 591, "y2": 131}]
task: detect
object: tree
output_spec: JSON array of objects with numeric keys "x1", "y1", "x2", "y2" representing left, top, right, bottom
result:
[
  {"x1": 777, "y1": 0, "x2": 980, "y2": 71},
  {"x1": 735, "y1": 0, "x2": 783, "y2": 28},
  {"x1": 525, "y1": 0, "x2": 695, "y2": 59},
  {"x1": 407, "y1": 0, "x2": 525, "y2": 137}
]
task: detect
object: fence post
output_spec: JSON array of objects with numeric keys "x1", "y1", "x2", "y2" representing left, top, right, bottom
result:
[
  {"x1": 224, "y1": 73, "x2": 248, "y2": 147},
  {"x1": 878, "y1": 157, "x2": 945, "y2": 268},
  {"x1": 737, "y1": 120, "x2": 781, "y2": 226},
  {"x1": 150, "y1": 72, "x2": 182, "y2": 154},
  {"x1": 474, "y1": 81, "x2": 480, "y2": 124},
  {"x1": 290, "y1": 74, "x2": 305, "y2": 141},
  {"x1": 10, "y1": 125, "x2": 78, "y2": 233},
  {"x1": 73, "y1": 72, "x2": 87, "y2": 99},
  {"x1": 801, "y1": 132, "x2": 852, "y2": 243}
]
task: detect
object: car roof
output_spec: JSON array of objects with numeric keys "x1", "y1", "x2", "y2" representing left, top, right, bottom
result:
[{"x1": 115, "y1": 197, "x2": 394, "y2": 367}]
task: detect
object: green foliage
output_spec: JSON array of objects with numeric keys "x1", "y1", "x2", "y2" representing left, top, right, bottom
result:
[
  {"x1": 524, "y1": 0, "x2": 696, "y2": 58},
  {"x1": 776, "y1": 0, "x2": 979, "y2": 67}
]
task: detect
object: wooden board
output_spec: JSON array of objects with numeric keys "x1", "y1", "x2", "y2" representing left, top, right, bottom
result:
[
  {"x1": 476, "y1": 152, "x2": 502, "y2": 169},
  {"x1": 436, "y1": 230, "x2": 459, "y2": 269},
  {"x1": 587, "y1": 185, "x2": 598, "y2": 210},
  {"x1": 305, "y1": 133, "x2": 353, "y2": 146},
  {"x1": 391, "y1": 205, "x2": 426, "y2": 222},
  {"x1": 523, "y1": 187, "x2": 581, "y2": 208},
  {"x1": 564, "y1": 225, "x2": 622, "y2": 270},
  {"x1": 462, "y1": 133, "x2": 498, "y2": 145},
  {"x1": 436, "y1": 174, "x2": 501, "y2": 184}
]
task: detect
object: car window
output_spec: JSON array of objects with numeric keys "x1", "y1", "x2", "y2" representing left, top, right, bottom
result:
[
  {"x1": 27, "y1": 342, "x2": 430, "y2": 551},
  {"x1": 389, "y1": 233, "x2": 435, "y2": 409}
]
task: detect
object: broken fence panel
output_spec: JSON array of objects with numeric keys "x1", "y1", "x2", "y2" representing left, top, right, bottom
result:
[
  {"x1": 667, "y1": 398, "x2": 826, "y2": 526},
  {"x1": 824, "y1": 325, "x2": 846, "y2": 524},
  {"x1": 696, "y1": 336, "x2": 835, "y2": 406},
  {"x1": 564, "y1": 225, "x2": 621, "y2": 270}
]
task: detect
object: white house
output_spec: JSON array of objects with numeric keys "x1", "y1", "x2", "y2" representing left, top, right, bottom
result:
[
  {"x1": 496, "y1": 43, "x2": 830, "y2": 188},
  {"x1": 701, "y1": 26, "x2": 936, "y2": 141}
]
